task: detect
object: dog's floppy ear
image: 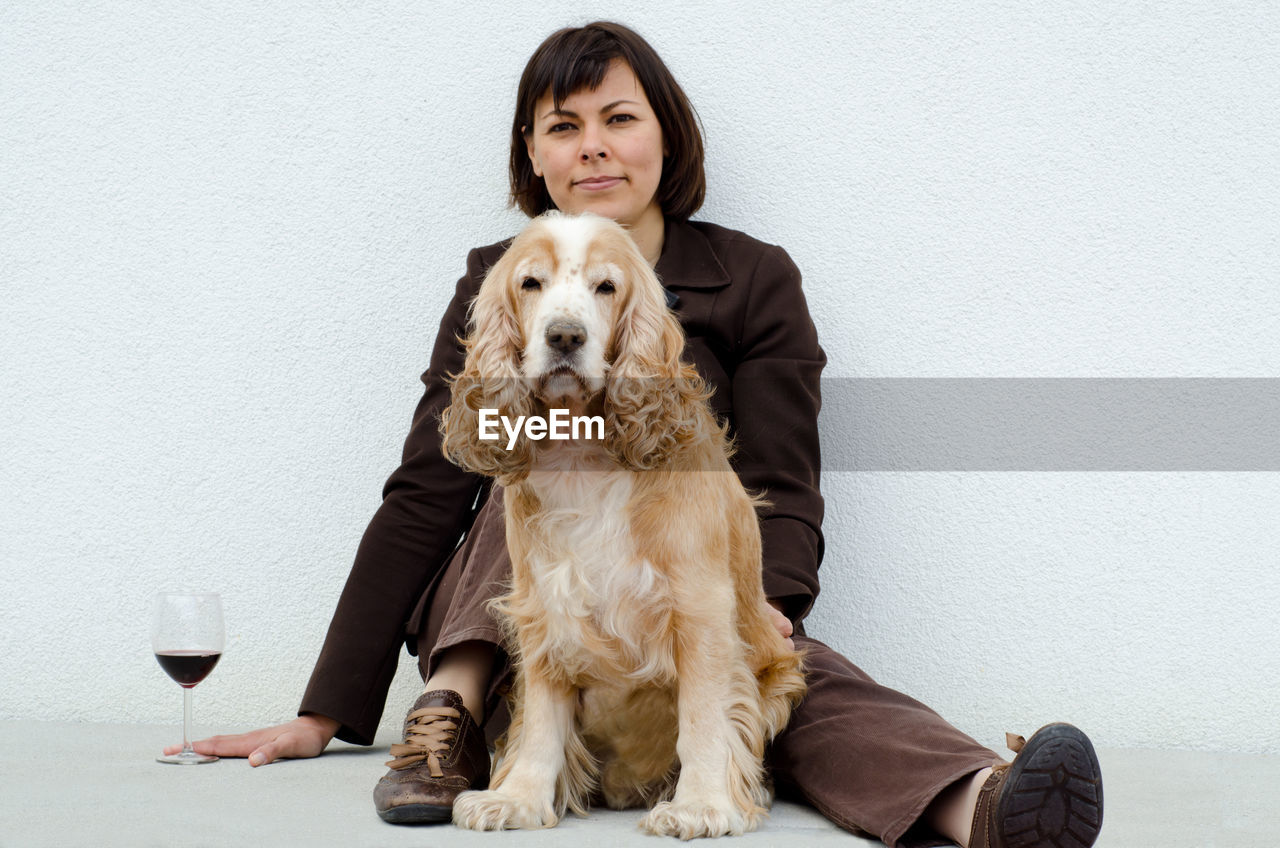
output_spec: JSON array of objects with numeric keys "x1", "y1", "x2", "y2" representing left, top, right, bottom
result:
[
  {"x1": 440, "y1": 241, "x2": 536, "y2": 483},
  {"x1": 603, "y1": 231, "x2": 711, "y2": 470}
]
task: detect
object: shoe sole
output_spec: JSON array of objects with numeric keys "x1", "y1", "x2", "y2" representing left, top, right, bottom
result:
[
  {"x1": 995, "y1": 722, "x2": 1103, "y2": 848},
  {"x1": 377, "y1": 803, "x2": 454, "y2": 825}
]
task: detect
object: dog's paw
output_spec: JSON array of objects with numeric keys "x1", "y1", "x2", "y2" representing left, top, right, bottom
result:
[
  {"x1": 639, "y1": 799, "x2": 761, "y2": 839},
  {"x1": 452, "y1": 789, "x2": 558, "y2": 831}
]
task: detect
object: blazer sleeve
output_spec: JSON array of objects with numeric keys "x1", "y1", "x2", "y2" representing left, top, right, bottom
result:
[
  {"x1": 297, "y1": 249, "x2": 489, "y2": 746},
  {"x1": 730, "y1": 245, "x2": 827, "y2": 624}
]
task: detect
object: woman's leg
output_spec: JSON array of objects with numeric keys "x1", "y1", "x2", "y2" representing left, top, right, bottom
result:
[
  {"x1": 421, "y1": 640, "x2": 497, "y2": 723},
  {"x1": 923, "y1": 766, "x2": 993, "y2": 846},
  {"x1": 396, "y1": 483, "x2": 1097, "y2": 844},
  {"x1": 767, "y1": 635, "x2": 1004, "y2": 848},
  {"x1": 413, "y1": 485, "x2": 513, "y2": 728},
  {"x1": 374, "y1": 488, "x2": 513, "y2": 824}
]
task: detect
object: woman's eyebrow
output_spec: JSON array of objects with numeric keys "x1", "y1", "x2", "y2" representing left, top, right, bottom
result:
[{"x1": 540, "y1": 100, "x2": 641, "y2": 121}]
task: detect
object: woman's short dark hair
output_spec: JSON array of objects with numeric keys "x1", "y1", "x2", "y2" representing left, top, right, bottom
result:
[{"x1": 510, "y1": 21, "x2": 706, "y2": 221}]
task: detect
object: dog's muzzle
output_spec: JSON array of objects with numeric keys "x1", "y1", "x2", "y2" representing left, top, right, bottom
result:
[{"x1": 544, "y1": 321, "x2": 586, "y2": 356}]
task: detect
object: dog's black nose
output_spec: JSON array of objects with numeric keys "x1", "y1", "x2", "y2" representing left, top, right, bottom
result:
[{"x1": 545, "y1": 321, "x2": 587, "y2": 355}]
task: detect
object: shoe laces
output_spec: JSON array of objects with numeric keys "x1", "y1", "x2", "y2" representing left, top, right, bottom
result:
[
  {"x1": 384, "y1": 706, "x2": 462, "y2": 777},
  {"x1": 990, "y1": 731, "x2": 1026, "y2": 778}
]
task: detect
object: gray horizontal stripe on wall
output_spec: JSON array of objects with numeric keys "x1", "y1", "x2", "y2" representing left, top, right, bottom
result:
[{"x1": 817, "y1": 379, "x2": 1280, "y2": 471}]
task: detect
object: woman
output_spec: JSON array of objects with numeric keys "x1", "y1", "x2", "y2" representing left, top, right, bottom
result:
[{"x1": 178, "y1": 22, "x2": 1103, "y2": 848}]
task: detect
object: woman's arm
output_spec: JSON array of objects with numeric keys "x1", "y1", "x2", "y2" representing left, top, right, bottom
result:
[
  {"x1": 730, "y1": 244, "x2": 827, "y2": 625},
  {"x1": 295, "y1": 249, "x2": 491, "y2": 746}
]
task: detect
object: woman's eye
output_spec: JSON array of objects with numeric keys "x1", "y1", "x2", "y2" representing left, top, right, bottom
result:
[
  {"x1": 549, "y1": 122, "x2": 575, "y2": 133},
  {"x1": 522, "y1": 277, "x2": 541, "y2": 291},
  {"x1": 595, "y1": 280, "x2": 615, "y2": 295},
  {"x1": 609, "y1": 113, "x2": 635, "y2": 124}
]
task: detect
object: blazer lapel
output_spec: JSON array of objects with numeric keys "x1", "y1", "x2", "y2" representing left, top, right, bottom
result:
[{"x1": 655, "y1": 218, "x2": 732, "y2": 292}]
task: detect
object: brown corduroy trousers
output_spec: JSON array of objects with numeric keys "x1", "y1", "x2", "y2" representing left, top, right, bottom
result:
[{"x1": 412, "y1": 487, "x2": 1003, "y2": 848}]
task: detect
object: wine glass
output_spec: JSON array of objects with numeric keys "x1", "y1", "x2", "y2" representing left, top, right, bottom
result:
[{"x1": 152, "y1": 591, "x2": 225, "y2": 764}]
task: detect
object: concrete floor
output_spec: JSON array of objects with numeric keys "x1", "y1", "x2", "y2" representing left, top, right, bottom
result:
[{"x1": 0, "y1": 720, "x2": 1275, "y2": 847}]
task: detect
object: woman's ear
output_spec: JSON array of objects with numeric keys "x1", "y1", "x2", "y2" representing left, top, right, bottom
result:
[{"x1": 525, "y1": 133, "x2": 543, "y2": 178}]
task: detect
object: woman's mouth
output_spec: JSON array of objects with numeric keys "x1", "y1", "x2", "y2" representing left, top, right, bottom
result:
[{"x1": 575, "y1": 176, "x2": 624, "y2": 191}]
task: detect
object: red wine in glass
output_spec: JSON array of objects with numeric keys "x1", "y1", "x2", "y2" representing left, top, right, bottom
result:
[
  {"x1": 154, "y1": 650, "x2": 222, "y2": 688},
  {"x1": 152, "y1": 592, "x2": 225, "y2": 764}
]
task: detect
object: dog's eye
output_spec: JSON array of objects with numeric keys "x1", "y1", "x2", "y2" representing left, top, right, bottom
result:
[
  {"x1": 521, "y1": 277, "x2": 541, "y2": 291},
  {"x1": 595, "y1": 280, "x2": 615, "y2": 295}
]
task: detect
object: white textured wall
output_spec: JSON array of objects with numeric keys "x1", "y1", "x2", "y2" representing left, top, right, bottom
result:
[{"x1": 3, "y1": 1, "x2": 1278, "y2": 755}]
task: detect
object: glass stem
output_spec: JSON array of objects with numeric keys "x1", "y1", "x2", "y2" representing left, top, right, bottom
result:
[{"x1": 182, "y1": 686, "x2": 194, "y2": 754}]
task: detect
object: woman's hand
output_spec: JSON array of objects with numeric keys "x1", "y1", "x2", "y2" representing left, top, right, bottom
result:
[
  {"x1": 764, "y1": 599, "x2": 795, "y2": 652},
  {"x1": 163, "y1": 714, "x2": 341, "y2": 766}
]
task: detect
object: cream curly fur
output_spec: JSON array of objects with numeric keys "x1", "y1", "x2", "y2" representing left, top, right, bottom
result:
[{"x1": 440, "y1": 211, "x2": 806, "y2": 838}]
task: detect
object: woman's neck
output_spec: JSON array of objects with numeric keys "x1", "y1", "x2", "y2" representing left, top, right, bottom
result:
[{"x1": 623, "y1": 203, "x2": 666, "y2": 267}]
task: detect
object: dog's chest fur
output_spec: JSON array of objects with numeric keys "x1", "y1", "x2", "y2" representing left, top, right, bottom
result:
[{"x1": 520, "y1": 462, "x2": 676, "y2": 688}]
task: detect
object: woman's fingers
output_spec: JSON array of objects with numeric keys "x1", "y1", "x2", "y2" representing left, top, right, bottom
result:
[
  {"x1": 160, "y1": 717, "x2": 334, "y2": 763},
  {"x1": 765, "y1": 599, "x2": 793, "y2": 635},
  {"x1": 201, "y1": 732, "x2": 262, "y2": 757},
  {"x1": 249, "y1": 737, "x2": 286, "y2": 767},
  {"x1": 248, "y1": 721, "x2": 335, "y2": 764},
  {"x1": 249, "y1": 730, "x2": 314, "y2": 766},
  {"x1": 764, "y1": 598, "x2": 796, "y2": 651},
  {"x1": 162, "y1": 730, "x2": 264, "y2": 758}
]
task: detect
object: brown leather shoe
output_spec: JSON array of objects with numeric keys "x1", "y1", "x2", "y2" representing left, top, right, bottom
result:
[
  {"x1": 969, "y1": 723, "x2": 1103, "y2": 848},
  {"x1": 373, "y1": 690, "x2": 490, "y2": 824}
]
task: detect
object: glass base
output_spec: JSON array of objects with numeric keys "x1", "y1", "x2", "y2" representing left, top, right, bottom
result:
[{"x1": 156, "y1": 751, "x2": 219, "y2": 765}]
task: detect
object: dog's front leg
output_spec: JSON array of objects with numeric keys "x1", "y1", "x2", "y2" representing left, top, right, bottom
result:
[
  {"x1": 452, "y1": 666, "x2": 576, "y2": 830},
  {"x1": 640, "y1": 600, "x2": 767, "y2": 839}
]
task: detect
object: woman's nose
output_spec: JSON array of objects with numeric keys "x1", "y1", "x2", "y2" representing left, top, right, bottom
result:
[{"x1": 579, "y1": 125, "x2": 608, "y2": 160}]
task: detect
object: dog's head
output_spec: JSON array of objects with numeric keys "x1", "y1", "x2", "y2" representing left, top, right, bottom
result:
[{"x1": 440, "y1": 211, "x2": 710, "y2": 482}]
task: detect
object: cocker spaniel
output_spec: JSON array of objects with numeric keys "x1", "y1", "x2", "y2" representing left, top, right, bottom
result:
[{"x1": 440, "y1": 211, "x2": 806, "y2": 839}]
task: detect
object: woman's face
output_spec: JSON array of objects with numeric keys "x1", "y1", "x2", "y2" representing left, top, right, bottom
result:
[{"x1": 524, "y1": 59, "x2": 668, "y2": 230}]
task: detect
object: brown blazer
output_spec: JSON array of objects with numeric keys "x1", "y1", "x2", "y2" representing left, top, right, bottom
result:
[{"x1": 300, "y1": 216, "x2": 827, "y2": 745}]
